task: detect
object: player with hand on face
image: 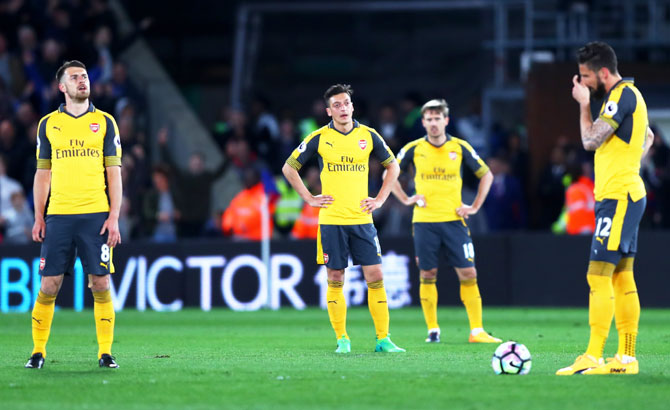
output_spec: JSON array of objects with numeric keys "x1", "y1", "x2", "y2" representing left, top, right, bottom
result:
[{"x1": 557, "y1": 42, "x2": 653, "y2": 376}]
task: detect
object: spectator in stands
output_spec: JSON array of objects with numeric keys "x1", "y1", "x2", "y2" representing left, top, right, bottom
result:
[
  {"x1": 505, "y1": 130, "x2": 530, "y2": 194},
  {"x1": 0, "y1": 190, "x2": 33, "y2": 244},
  {"x1": 291, "y1": 167, "x2": 321, "y2": 240},
  {"x1": 0, "y1": 154, "x2": 23, "y2": 221},
  {"x1": 298, "y1": 98, "x2": 328, "y2": 139},
  {"x1": 484, "y1": 156, "x2": 526, "y2": 230},
  {"x1": 250, "y1": 94, "x2": 280, "y2": 162},
  {"x1": 158, "y1": 127, "x2": 228, "y2": 237},
  {"x1": 222, "y1": 167, "x2": 274, "y2": 241},
  {"x1": 0, "y1": 33, "x2": 26, "y2": 98},
  {"x1": 89, "y1": 26, "x2": 114, "y2": 84},
  {"x1": 273, "y1": 116, "x2": 299, "y2": 174},
  {"x1": 398, "y1": 91, "x2": 425, "y2": 143},
  {"x1": 553, "y1": 156, "x2": 596, "y2": 235},
  {"x1": 0, "y1": 78, "x2": 13, "y2": 120},
  {"x1": 641, "y1": 126, "x2": 670, "y2": 228},
  {"x1": 38, "y1": 39, "x2": 63, "y2": 90},
  {"x1": 374, "y1": 103, "x2": 402, "y2": 152},
  {"x1": 274, "y1": 173, "x2": 303, "y2": 237},
  {"x1": 0, "y1": 119, "x2": 30, "y2": 180},
  {"x1": 143, "y1": 165, "x2": 179, "y2": 243},
  {"x1": 537, "y1": 137, "x2": 570, "y2": 228}
]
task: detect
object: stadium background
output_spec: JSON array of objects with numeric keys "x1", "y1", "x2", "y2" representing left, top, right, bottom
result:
[{"x1": 1, "y1": 0, "x2": 670, "y2": 312}]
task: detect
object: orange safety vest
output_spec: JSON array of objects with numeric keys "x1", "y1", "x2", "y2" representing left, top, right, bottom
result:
[
  {"x1": 291, "y1": 203, "x2": 319, "y2": 239},
  {"x1": 221, "y1": 183, "x2": 274, "y2": 240},
  {"x1": 566, "y1": 176, "x2": 596, "y2": 235}
]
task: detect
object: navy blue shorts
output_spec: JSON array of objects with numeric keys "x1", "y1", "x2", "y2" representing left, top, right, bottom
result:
[
  {"x1": 413, "y1": 221, "x2": 475, "y2": 270},
  {"x1": 39, "y1": 213, "x2": 113, "y2": 276},
  {"x1": 317, "y1": 224, "x2": 382, "y2": 269},
  {"x1": 590, "y1": 195, "x2": 646, "y2": 264}
]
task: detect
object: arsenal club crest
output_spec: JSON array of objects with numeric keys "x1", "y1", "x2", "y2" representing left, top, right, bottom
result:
[
  {"x1": 323, "y1": 253, "x2": 329, "y2": 263},
  {"x1": 39, "y1": 258, "x2": 46, "y2": 270},
  {"x1": 90, "y1": 123, "x2": 100, "y2": 133},
  {"x1": 358, "y1": 139, "x2": 367, "y2": 150},
  {"x1": 449, "y1": 151, "x2": 457, "y2": 160}
]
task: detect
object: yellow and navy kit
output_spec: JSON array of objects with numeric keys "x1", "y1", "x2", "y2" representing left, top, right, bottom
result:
[
  {"x1": 397, "y1": 135, "x2": 489, "y2": 223},
  {"x1": 595, "y1": 78, "x2": 647, "y2": 202},
  {"x1": 36, "y1": 103, "x2": 122, "y2": 215},
  {"x1": 286, "y1": 120, "x2": 395, "y2": 225}
]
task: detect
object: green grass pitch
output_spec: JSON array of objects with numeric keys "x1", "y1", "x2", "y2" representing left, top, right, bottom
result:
[{"x1": 1, "y1": 307, "x2": 669, "y2": 409}]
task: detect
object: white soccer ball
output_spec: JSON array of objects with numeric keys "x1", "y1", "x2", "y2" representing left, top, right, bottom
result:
[{"x1": 491, "y1": 341, "x2": 532, "y2": 375}]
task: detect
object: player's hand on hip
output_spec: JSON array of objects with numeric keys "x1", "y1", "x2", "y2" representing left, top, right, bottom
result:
[
  {"x1": 456, "y1": 203, "x2": 478, "y2": 219},
  {"x1": 407, "y1": 194, "x2": 426, "y2": 207},
  {"x1": 32, "y1": 218, "x2": 46, "y2": 242},
  {"x1": 100, "y1": 217, "x2": 121, "y2": 247},
  {"x1": 360, "y1": 197, "x2": 383, "y2": 214},
  {"x1": 572, "y1": 75, "x2": 590, "y2": 106},
  {"x1": 308, "y1": 194, "x2": 333, "y2": 208}
]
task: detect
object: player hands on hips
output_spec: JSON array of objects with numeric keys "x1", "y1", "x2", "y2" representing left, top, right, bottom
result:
[
  {"x1": 556, "y1": 42, "x2": 652, "y2": 376},
  {"x1": 26, "y1": 60, "x2": 122, "y2": 369},
  {"x1": 282, "y1": 84, "x2": 404, "y2": 353},
  {"x1": 390, "y1": 98, "x2": 501, "y2": 344}
]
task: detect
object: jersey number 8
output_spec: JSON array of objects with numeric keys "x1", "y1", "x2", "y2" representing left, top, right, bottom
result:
[{"x1": 100, "y1": 244, "x2": 110, "y2": 262}]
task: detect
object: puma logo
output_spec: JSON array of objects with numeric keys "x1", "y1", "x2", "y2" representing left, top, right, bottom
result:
[
  {"x1": 100, "y1": 318, "x2": 113, "y2": 323},
  {"x1": 53, "y1": 126, "x2": 61, "y2": 131},
  {"x1": 325, "y1": 141, "x2": 333, "y2": 148},
  {"x1": 32, "y1": 317, "x2": 42, "y2": 324},
  {"x1": 327, "y1": 300, "x2": 337, "y2": 304},
  {"x1": 595, "y1": 236, "x2": 604, "y2": 245},
  {"x1": 100, "y1": 262, "x2": 108, "y2": 269}
]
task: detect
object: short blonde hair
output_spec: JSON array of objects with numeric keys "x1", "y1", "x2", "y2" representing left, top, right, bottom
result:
[{"x1": 421, "y1": 99, "x2": 449, "y2": 117}]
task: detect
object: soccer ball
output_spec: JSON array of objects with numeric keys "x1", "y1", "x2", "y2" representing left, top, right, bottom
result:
[{"x1": 491, "y1": 341, "x2": 532, "y2": 375}]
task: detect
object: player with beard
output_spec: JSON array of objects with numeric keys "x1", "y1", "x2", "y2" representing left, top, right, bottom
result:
[
  {"x1": 556, "y1": 42, "x2": 654, "y2": 375},
  {"x1": 25, "y1": 60, "x2": 122, "y2": 369}
]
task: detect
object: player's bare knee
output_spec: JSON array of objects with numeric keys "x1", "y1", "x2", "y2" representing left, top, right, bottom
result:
[
  {"x1": 361, "y1": 264, "x2": 383, "y2": 282},
  {"x1": 420, "y1": 268, "x2": 437, "y2": 279},
  {"x1": 89, "y1": 274, "x2": 110, "y2": 292},
  {"x1": 327, "y1": 268, "x2": 345, "y2": 282},
  {"x1": 456, "y1": 267, "x2": 477, "y2": 281},
  {"x1": 40, "y1": 275, "x2": 64, "y2": 295}
]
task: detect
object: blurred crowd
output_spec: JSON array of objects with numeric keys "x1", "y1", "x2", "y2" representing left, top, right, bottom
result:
[{"x1": 1, "y1": 2, "x2": 669, "y2": 245}]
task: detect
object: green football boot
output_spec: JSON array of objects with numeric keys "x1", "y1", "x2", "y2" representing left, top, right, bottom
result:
[
  {"x1": 335, "y1": 336, "x2": 351, "y2": 354},
  {"x1": 375, "y1": 335, "x2": 406, "y2": 353}
]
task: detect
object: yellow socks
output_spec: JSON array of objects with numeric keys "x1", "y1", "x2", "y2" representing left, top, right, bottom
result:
[
  {"x1": 585, "y1": 261, "x2": 616, "y2": 358},
  {"x1": 326, "y1": 280, "x2": 348, "y2": 339},
  {"x1": 460, "y1": 279, "x2": 483, "y2": 330},
  {"x1": 420, "y1": 278, "x2": 439, "y2": 330},
  {"x1": 31, "y1": 291, "x2": 56, "y2": 356},
  {"x1": 613, "y1": 258, "x2": 639, "y2": 359},
  {"x1": 367, "y1": 280, "x2": 389, "y2": 340},
  {"x1": 93, "y1": 290, "x2": 115, "y2": 358}
]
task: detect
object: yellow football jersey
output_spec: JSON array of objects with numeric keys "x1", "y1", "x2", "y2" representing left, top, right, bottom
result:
[
  {"x1": 36, "y1": 103, "x2": 122, "y2": 215},
  {"x1": 595, "y1": 78, "x2": 647, "y2": 201},
  {"x1": 397, "y1": 135, "x2": 489, "y2": 223},
  {"x1": 286, "y1": 120, "x2": 395, "y2": 225}
]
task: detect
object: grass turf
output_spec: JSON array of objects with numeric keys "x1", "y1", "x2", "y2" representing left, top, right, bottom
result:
[{"x1": 1, "y1": 307, "x2": 669, "y2": 409}]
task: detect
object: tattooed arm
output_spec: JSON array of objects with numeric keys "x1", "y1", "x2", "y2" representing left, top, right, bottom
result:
[
  {"x1": 579, "y1": 107, "x2": 615, "y2": 151},
  {"x1": 572, "y1": 75, "x2": 615, "y2": 151}
]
